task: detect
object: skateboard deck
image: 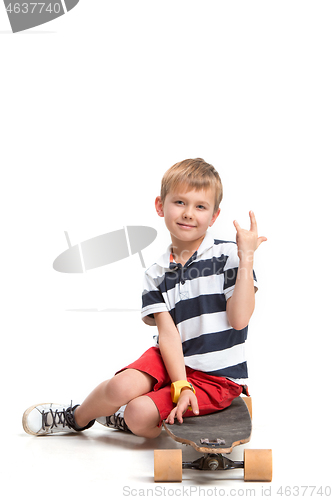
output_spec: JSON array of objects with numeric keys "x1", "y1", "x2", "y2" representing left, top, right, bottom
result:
[{"x1": 163, "y1": 396, "x2": 252, "y2": 454}]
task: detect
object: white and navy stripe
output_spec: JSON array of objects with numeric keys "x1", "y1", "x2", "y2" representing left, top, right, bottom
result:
[{"x1": 141, "y1": 232, "x2": 257, "y2": 384}]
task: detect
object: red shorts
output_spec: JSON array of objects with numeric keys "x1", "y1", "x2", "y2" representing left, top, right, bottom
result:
[{"x1": 117, "y1": 346, "x2": 245, "y2": 425}]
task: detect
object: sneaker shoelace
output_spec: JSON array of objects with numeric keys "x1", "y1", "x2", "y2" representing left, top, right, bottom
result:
[
  {"x1": 105, "y1": 413, "x2": 131, "y2": 432},
  {"x1": 40, "y1": 404, "x2": 80, "y2": 431}
]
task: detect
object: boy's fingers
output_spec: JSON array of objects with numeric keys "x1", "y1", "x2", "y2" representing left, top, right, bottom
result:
[
  {"x1": 176, "y1": 404, "x2": 186, "y2": 424},
  {"x1": 166, "y1": 408, "x2": 176, "y2": 424},
  {"x1": 257, "y1": 236, "x2": 268, "y2": 248},
  {"x1": 249, "y1": 211, "x2": 258, "y2": 232},
  {"x1": 192, "y1": 402, "x2": 199, "y2": 415},
  {"x1": 233, "y1": 219, "x2": 241, "y2": 232},
  {"x1": 189, "y1": 394, "x2": 199, "y2": 415}
]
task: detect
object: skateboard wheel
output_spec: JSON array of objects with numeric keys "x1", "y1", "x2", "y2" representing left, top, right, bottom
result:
[
  {"x1": 154, "y1": 450, "x2": 182, "y2": 482},
  {"x1": 243, "y1": 396, "x2": 252, "y2": 419},
  {"x1": 244, "y1": 449, "x2": 272, "y2": 482}
]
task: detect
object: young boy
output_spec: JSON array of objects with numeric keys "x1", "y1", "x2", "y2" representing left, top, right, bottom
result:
[{"x1": 22, "y1": 158, "x2": 266, "y2": 438}]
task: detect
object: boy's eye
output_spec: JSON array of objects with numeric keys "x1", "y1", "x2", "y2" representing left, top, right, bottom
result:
[
  {"x1": 175, "y1": 200, "x2": 184, "y2": 205},
  {"x1": 197, "y1": 205, "x2": 206, "y2": 210}
]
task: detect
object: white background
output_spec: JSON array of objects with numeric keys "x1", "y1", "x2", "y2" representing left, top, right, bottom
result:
[{"x1": 1, "y1": 1, "x2": 332, "y2": 497}]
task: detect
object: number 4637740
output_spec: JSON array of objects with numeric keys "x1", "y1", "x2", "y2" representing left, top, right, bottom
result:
[{"x1": 6, "y1": 3, "x2": 62, "y2": 14}]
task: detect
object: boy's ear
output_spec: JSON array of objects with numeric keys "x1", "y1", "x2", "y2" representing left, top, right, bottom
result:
[
  {"x1": 209, "y1": 208, "x2": 221, "y2": 227},
  {"x1": 155, "y1": 196, "x2": 164, "y2": 217}
]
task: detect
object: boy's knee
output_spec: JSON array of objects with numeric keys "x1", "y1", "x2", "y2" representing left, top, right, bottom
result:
[
  {"x1": 124, "y1": 397, "x2": 160, "y2": 437},
  {"x1": 103, "y1": 369, "x2": 156, "y2": 409},
  {"x1": 124, "y1": 398, "x2": 146, "y2": 430},
  {"x1": 104, "y1": 370, "x2": 141, "y2": 405}
]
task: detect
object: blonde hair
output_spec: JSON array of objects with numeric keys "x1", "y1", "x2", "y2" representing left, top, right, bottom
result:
[{"x1": 160, "y1": 158, "x2": 223, "y2": 213}]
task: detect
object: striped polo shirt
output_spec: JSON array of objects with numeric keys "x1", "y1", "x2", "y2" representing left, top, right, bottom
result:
[{"x1": 141, "y1": 232, "x2": 258, "y2": 384}]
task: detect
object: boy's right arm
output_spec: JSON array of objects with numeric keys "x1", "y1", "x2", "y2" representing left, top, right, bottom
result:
[{"x1": 154, "y1": 311, "x2": 199, "y2": 423}]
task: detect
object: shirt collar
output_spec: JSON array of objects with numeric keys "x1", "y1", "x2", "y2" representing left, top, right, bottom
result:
[{"x1": 155, "y1": 231, "x2": 215, "y2": 270}]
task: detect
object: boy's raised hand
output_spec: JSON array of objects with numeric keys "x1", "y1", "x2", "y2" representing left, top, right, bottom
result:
[
  {"x1": 233, "y1": 211, "x2": 267, "y2": 261},
  {"x1": 166, "y1": 388, "x2": 199, "y2": 425}
]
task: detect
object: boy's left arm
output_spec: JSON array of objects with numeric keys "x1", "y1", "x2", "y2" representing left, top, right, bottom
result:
[
  {"x1": 154, "y1": 311, "x2": 199, "y2": 424},
  {"x1": 226, "y1": 211, "x2": 267, "y2": 330}
]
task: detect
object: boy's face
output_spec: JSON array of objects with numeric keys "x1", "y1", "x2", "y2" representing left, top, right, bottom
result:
[{"x1": 155, "y1": 186, "x2": 220, "y2": 248}]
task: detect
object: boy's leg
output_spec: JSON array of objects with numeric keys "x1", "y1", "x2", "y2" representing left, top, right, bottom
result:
[{"x1": 74, "y1": 369, "x2": 155, "y2": 428}]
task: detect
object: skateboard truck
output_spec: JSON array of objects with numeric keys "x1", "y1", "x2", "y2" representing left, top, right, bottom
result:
[{"x1": 183, "y1": 453, "x2": 244, "y2": 471}]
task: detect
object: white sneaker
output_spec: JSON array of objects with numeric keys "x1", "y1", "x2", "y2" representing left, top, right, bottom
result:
[
  {"x1": 96, "y1": 405, "x2": 132, "y2": 432},
  {"x1": 22, "y1": 403, "x2": 95, "y2": 436}
]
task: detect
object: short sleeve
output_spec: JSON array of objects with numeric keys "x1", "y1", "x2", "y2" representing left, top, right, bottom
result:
[
  {"x1": 222, "y1": 243, "x2": 258, "y2": 300},
  {"x1": 141, "y1": 271, "x2": 168, "y2": 326}
]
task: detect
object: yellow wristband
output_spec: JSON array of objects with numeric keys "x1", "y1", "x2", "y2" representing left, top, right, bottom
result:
[{"x1": 170, "y1": 380, "x2": 195, "y2": 404}]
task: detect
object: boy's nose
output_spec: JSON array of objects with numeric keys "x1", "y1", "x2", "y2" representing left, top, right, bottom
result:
[{"x1": 183, "y1": 209, "x2": 193, "y2": 219}]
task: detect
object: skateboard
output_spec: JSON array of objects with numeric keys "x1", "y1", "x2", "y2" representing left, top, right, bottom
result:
[{"x1": 154, "y1": 396, "x2": 272, "y2": 482}]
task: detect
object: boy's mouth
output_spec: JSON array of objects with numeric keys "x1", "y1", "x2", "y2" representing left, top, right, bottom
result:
[{"x1": 177, "y1": 223, "x2": 196, "y2": 229}]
